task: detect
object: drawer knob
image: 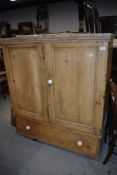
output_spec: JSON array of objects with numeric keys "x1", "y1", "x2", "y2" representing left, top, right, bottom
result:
[
  {"x1": 25, "y1": 125, "x2": 31, "y2": 130},
  {"x1": 77, "y1": 140, "x2": 83, "y2": 146},
  {"x1": 48, "y1": 79, "x2": 53, "y2": 85}
]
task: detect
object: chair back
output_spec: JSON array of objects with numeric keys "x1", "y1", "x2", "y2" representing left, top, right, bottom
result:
[{"x1": 109, "y1": 80, "x2": 117, "y2": 130}]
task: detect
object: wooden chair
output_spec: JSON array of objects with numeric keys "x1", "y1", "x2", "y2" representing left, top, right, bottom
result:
[
  {"x1": 0, "y1": 71, "x2": 7, "y2": 99},
  {"x1": 103, "y1": 80, "x2": 117, "y2": 164},
  {"x1": 0, "y1": 49, "x2": 7, "y2": 99}
]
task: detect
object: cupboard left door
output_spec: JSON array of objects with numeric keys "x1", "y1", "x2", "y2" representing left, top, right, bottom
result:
[{"x1": 3, "y1": 44, "x2": 49, "y2": 123}]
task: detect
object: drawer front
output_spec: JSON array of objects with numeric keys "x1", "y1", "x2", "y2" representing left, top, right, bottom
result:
[{"x1": 16, "y1": 117, "x2": 101, "y2": 158}]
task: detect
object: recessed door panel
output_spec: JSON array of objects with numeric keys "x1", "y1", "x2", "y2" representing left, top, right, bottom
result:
[
  {"x1": 47, "y1": 43, "x2": 97, "y2": 131},
  {"x1": 8, "y1": 45, "x2": 49, "y2": 122}
]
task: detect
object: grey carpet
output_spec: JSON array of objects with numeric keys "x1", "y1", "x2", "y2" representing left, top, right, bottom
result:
[{"x1": 0, "y1": 97, "x2": 117, "y2": 175}]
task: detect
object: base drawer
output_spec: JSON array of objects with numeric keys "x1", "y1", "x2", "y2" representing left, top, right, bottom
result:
[{"x1": 16, "y1": 116, "x2": 101, "y2": 158}]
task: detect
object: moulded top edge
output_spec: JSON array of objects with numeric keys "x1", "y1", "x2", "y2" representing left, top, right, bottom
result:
[{"x1": 0, "y1": 33, "x2": 115, "y2": 45}]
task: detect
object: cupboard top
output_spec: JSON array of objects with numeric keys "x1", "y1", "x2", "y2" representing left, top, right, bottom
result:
[{"x1": 0, "y1": 33, "x2": 114, "y2": 45}]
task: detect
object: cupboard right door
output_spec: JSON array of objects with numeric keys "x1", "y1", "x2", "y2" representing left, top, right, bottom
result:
[{"x1": 46, "y1": 42, "x2": 107, "y2": 135}]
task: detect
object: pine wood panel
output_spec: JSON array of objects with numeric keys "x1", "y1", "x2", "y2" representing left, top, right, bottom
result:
[
  {"x1": 0, "y1": 33, "x2": 114, "y2": 45},
  {"x1": 94, "y1": 41, "x2": 111, "y2": 135},
  {"x1": 16, "y1": 116, "x2": 101, "y2": 158},
  {"x1": 1, "y1": 33, "x2": 113, "y2": 158},
  {"x1": 45, "y1": 42, "x2": 98, "y2": 133},
  {"x1": 2, "y1": 45, "x2": 18, "y2": 124},
  {"x1": 4, "y1": 44, "x2": 49, "y2": 122}
]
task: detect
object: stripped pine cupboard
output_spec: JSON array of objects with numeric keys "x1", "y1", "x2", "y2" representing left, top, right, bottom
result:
[{"x1": 0, "y1": 33, "x2": 113, "y2": 158}]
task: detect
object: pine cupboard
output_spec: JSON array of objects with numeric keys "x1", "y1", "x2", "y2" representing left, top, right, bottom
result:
[{"x1": 0, "y1": 33, "x2": 113, "y2": 158}]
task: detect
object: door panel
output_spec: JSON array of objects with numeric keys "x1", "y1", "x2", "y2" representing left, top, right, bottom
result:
[
  {"x1": 8, "y1": 44, "x2": 49, "y2": 122},
  {"x1": 47, "y1": 43, "x2": 97, "y2": 132}
]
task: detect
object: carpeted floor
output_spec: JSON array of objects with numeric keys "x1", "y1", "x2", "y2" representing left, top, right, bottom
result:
[{"x1": 0, "y1": 97, "x2": 117, "y2": 175}]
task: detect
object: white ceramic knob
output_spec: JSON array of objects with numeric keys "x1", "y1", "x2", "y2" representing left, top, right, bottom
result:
[
  {"x1": 48, "y1": 80, "x2": 53, "y2": 85},
  {"x1": 89, "y1": 53, "x2": 94, "y2": 57},
  {"x1": 77, "y1": 140, "x2": 83, "y2": 146},
  {"x1": 25, "y1": 125, "x2": 31, "y2": 130}
]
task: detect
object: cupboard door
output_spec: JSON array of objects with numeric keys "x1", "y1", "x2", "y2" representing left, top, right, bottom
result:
[
  {"x1": 6, "y1": 44, "x2": 49, "y2": 122},
  {"x1": 46, "y1": 42, "x2": 98, "y2": 133}
]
